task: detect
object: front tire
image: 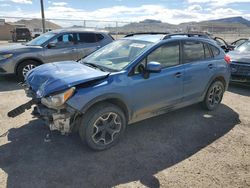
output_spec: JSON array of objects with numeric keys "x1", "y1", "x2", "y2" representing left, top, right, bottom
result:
[
  {"x1": 79, "y1": 103, "x2": 127, "y2": 151},
  {"x1": 203, "y1": 81, "x2": 225, "y2": 111},
  {"x1": 17, "y1": 60, "x2": 40, "y2": 81}
]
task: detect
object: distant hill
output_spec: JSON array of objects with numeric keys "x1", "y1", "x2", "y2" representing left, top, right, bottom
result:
[
  {"x1": 139, "y1": 19, "x2": 162, "y2": 24},
  {"x1": 209, "y1": 16, "x2": 250, "y2": 27},
  {"x1": 14, "y1": 19, "x2": 61, "y2": 30},
  {"x1": 106, "y1": 17, "x2": 250, "y2": 34}
]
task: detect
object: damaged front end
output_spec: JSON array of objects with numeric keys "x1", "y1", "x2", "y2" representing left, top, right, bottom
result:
[
  {"x1": 8, "y1": 84, "x2": 79, "y2": 135},
  {"x1": 7, "y1": 61, "x2": 110, "y2": 135}
]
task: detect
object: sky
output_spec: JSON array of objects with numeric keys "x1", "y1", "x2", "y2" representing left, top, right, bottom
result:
[{"x1": 0, "y1": 0, "x2": 250, "y2": 26}]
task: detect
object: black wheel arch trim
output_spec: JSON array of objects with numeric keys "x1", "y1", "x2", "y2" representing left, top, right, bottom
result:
[
  {"x1": 80, "y1": 93, "x2": 131, "y2": 122},
  {"x1": 15, "y1": 57, "x2": 44, "y2": 75},
  {"x1": 202, "y1": 74, "x2": 227, "y2": 100}
]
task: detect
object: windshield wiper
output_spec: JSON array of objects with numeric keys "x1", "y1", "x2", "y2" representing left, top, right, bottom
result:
[{"x1": 83, "y1": 62, "x2": 106, "y2": 72}]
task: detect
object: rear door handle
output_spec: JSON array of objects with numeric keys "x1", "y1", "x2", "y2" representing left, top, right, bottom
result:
[
  {"x1": 175, "y1": 72, "x2": 182, "y2": 78},
  {"x1": 208, "y1": 64, "x2": 214, "y2": 69}
]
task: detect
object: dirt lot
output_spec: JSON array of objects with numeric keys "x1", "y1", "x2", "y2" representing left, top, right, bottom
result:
[{"x1": 0, "y1": 75, "x2": 249, "y2": 188}]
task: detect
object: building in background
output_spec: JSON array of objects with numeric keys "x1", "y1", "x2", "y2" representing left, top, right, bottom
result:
[{"x1": 0, "y1": 19, "x2": 61, "y2": 40}]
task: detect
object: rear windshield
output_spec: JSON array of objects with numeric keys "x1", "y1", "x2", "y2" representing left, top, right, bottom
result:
[{"x1": 16, "y1": 28, "x2": 29, "y2": 32}]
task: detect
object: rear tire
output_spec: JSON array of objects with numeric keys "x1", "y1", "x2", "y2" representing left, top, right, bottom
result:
[
  {"x1": 17, "y1": 60, "x2": 40, "y2": 81},
  {"x1": 79, "y1": 102, "x2": 127, "y2": 151},
  {"x1": 202, "y1": 81, "x2": 225, "y2": 111}
]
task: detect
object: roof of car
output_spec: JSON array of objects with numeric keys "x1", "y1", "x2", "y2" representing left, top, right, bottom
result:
[
  {"x1": 124, "y1": 34, "x2": 166, "y2": 43},
  {"x1": 51, "y1": 28, "x2": 110, "y2": 34},
  {"x1": 124, "y1": 33, "x2": 214, "y2": 44}
]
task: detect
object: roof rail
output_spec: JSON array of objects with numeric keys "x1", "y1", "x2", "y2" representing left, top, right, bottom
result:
[
  {"x1": 163, "y1": 33, "x2": 211, "y2": 40},
  {"x1": 124, "y1": 32, "x2": 170, "y2": 37}
]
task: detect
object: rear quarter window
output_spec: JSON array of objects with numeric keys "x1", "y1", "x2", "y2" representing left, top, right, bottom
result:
[
  {"x1": 204, "y1": 43, "x2": 213, "y2": 59},
  {"x1": 209, "y1": 44, "x2": 220, "y2": 57},
  {"x1": 96, "y1": 34, "x2": 104, "y2": 42}
]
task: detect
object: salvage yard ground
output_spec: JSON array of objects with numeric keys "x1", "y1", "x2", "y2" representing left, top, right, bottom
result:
[{"x1": 0, "y1": 75, "x2": 249, "y2": 188}]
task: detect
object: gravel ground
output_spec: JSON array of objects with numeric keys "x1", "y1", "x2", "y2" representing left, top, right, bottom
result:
[{"x1": 0, "y1": 75, "x2": 249, "y2": 188}]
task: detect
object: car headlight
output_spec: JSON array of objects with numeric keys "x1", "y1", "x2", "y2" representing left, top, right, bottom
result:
[
  {"x1": 0, "y1": 54, "x2": 13, "y2": 61},
  {"x1": 41, "y1": 87, "x2": 75, "y2": 109}
]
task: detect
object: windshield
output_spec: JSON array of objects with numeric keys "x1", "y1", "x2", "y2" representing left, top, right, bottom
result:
[
  {"x1": 236, "y1": 41, "x2": 250, "y2": 52},
  {"x1": 26, "y1": 32, "x2": 56, "y2": 46},
  {"x1": 81, "y1": 39, "x2": 153, "y2": 71}
]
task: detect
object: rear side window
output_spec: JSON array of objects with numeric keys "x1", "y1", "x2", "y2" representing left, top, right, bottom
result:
[
  {"x1": 77, "y1": 33, "x2": 96, "y2": 43},
  {"x1": 183, "y1": 41, "x2": 204, "y2": 63},
  {"x1": 209, "y1": 44, "x2": 220, "y2": 57}
]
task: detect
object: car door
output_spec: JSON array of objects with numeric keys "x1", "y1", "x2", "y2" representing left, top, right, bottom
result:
[
  {"x1": 44, "y1": 33, "x2": 79, "y2": 63},
  {"x1": 75, "y1": 32, "x2": 102, "y2": 59},
  {"x1": 182, "y1": 40, "x2": 217, "y2": 102},
  {"x1": 128, "y1": 42, "x2": 184, "y2": 118}
]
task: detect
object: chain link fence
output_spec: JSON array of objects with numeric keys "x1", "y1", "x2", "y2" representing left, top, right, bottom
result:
[{"x1": 0, "y1": 16, "x2": 250, "y2": 41}]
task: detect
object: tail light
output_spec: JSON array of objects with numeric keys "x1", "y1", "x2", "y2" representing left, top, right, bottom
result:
[{"x1": 224, "y1": 54, "x2": 231, "y2": 64}]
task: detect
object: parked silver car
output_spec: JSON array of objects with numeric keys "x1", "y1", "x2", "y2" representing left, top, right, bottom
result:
[{"x1": 0, "y1": 28, "x2": 114, "y2": 80}]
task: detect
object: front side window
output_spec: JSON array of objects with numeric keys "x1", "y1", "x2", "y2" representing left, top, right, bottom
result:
[
  {"x1": 51, "y1": 33, "x2": 76, "y2": 47},
  {"x1": 183, "y1": 41, "x2": 204, "y2": 63},
  {"x1": 147, "y1": 42, "x2": 180, "y2": 68},
  {"x1": 81, "y1": 39, "x2": 153, "y2": 71}
]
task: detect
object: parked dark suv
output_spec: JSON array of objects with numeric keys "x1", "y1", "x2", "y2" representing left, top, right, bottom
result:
[
  {"x1": 1, "y1": 28, "x2": 114, "y2": 80},
  {"x1": 8, "y1": 33, "x2": 231, "y2": 150},
  {"x1": 11, "y1": 27, "x2": 31, "y2": 42}
]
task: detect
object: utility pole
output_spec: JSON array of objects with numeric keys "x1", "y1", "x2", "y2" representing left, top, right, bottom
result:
[{"x1": 40, "y1": 0, "x2": 46, "y2": 33}]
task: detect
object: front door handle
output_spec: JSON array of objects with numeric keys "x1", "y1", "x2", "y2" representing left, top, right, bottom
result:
[{"x1": 175, "y1": 72, "x2": 182, "y2": 78}]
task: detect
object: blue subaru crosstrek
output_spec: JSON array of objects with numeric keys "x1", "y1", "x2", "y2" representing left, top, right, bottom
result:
[{"x1": 8, "y1": 33, "x2": 231, "y2": 150}]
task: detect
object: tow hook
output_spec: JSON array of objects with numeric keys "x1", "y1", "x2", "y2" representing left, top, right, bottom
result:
[{"x1": 7, "y1": 99, "x2": 37, "y2": 118}]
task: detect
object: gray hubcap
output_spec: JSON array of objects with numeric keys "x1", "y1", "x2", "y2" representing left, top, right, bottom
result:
[
  {"x1": 92, "y1": 112, "x2": 122, "y2": 145},
  {"x1": 22, "y1": 64, "x2": 36, "y2": 77},
  {"x1": 208, "y1": 84, "x2": 223, "y2": 107}
]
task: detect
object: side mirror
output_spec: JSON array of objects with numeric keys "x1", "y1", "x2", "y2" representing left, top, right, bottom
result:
[
  {"x1": 47, "y1": 42, "x2": 56, "y2": 49},
  {"x1": 146, "y1": 61, "x2": 162, "y2": 73},
  {"x1": 142, "y1": 61, "x2": 161, "y2": 79}
]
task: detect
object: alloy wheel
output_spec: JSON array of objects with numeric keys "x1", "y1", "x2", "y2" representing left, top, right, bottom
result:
[
  {"x1": 22, "y1": 64, "x2": 36, "y2": 77},
  {"x1": 91, "y1": 112, "x2": 122, "y2": 145},
  {"x1": 208, "y1": 84, "x2": 223, "y2": 107}
]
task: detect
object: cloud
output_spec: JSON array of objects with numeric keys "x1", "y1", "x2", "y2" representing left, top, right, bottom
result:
[
  {"x1": 0, "y1": 3, "x2": 10, "y2": 7},
  {"x1": 186, "y1": 4, "x2": 203, "y2": 12},
  {"x1": 11, "y1": 0, "x2": 32, "y2": 4},
  {"x1": 52, "y1": 2, "x2": 68, "y2": 6},
  {"x1": 0, "y1": 4, "x2": 247, "y2": 27},
  {"x1": 187, "y1": 0, "x2": 250, "y2": 7}
]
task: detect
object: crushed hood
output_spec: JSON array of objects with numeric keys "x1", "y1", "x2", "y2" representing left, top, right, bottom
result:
[
  {"x1": 26, "y1": 61, "x2": 109, "y2": 97},
  {"x1": 228, "y1": 50, "x2": 250, "y2": 64}
]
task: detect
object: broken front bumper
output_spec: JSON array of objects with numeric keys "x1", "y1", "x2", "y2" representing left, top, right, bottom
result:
[{"x1": 8, "y1": 87, "x2": 78, "y2": 135}]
